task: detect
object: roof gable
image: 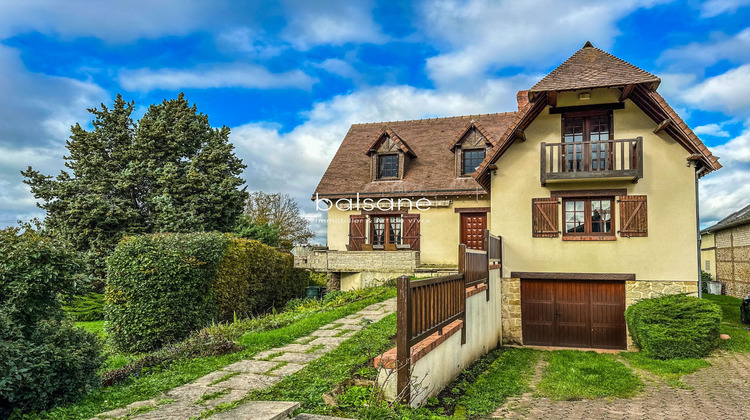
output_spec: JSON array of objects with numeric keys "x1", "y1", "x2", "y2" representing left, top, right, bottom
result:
[
  {"x1": 449, "y1": 121, "x2": 498, "y2": 152},
  {"x1": 365, "y1": 128, "x2": 416, "y2": 158},
  {"x1": 703, "y1": 203, "x2": 750, "y2": 233},
  {"x1": 529, "y1": 41, "x2": 660, "y2": 94}
]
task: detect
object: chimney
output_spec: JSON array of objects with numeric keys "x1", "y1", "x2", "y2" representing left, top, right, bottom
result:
[{"x1": 516, "y1": 90, "x2": 529, "y2": 111}]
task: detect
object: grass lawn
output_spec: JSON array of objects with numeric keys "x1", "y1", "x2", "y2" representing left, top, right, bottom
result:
[
  {"x1": 620, "y1": 352, "x2": 709, "y2": 388},
  {"x1": 35, "y1": 289, "x2": 395, "y2": 420},
  {"x1": 536, "y1": 350, "x2": 642, "y2": 400},
  {"x1": 704, "y1": 294, "x2": 750, "y2": 352},
  {"x1": 74, "y1": 320, "x2": 105, "y2": 338},
  {"x1": 454, "y1": 348, "x2": 539, "y2": 418}
]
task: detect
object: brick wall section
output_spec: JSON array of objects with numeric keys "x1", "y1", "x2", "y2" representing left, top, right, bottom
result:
[
  {"x1": 500, "y1": 278, "x2": 522, "y2": 345},
  {"x1": 716, "y1": 224, "x2": 750, "y2": 298}
]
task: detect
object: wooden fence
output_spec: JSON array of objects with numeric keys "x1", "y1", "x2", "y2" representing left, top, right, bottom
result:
[{"x1": 395, "y1": 230, "x2": 502, "y2": 401}]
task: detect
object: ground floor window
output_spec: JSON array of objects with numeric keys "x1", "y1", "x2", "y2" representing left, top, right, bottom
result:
[
  {"x1": 563, "y1": 197, "x2": 613, "y2": 237},
  {"x1": 371, "y1": 215, "x2": 402, "y2": 245}
]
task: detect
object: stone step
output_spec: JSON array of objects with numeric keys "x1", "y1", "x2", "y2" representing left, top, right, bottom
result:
[{"x1": 208, "y1": 401, "x2": 299, "y2": 420}]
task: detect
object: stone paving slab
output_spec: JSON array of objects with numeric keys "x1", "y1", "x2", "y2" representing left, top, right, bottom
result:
[
  {"x1": 267, "y1": 362, "x2": 306, "y2": 377},
  {"x1": 92, "y1": 297, "x2": 396, "y2": 420},
  {"x1": 224, "y1": 359, "x2": 280, "y2": 374},
  {"x1": 209, "y1": 401, "x2": 299, "y2": 420}
]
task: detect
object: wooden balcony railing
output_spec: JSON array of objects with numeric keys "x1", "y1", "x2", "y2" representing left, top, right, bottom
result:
[{"x1": 540, "y1": 137, "x2": 643, "y2": 185}]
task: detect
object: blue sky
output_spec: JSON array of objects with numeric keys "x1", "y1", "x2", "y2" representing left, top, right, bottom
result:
[{"x1": 1, "y1": 0, "x2": 749, "y2": 243}]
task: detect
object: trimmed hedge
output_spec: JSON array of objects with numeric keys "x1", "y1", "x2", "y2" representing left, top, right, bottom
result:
[
  {"x1": 625, "y1": 294, "x2": 722, "y2": 359},
  {"x1": 106, "y1": 232, "x2": 309, "y2": 353}
]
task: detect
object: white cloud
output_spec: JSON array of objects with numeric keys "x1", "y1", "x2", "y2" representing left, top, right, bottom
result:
[
  {"x1": 317, "y1": 58, "x2": 359, "y2": 80},
  {"x1": 699, "y1": 0, "x2": 750, "y2": 17},
  {"x1": 216, "y1": 27, "x2": 288, "y2": 59},
  {"x1": 418, "y1": 0, "x2": 665, "y2": 86},
  {"x1": 660, "y1": 27, "x2": 750, "y2": 70},
  {"x1": 280, "y1": 0, "x2": 384, "y2": 49},
  {"x1": 683, "y1": 64, "x2": 750, "y2": 116},
  {"x1": 118, "y1": 64, "x2": 316, "y2": 92},
  {"x1": 0, "y1": 0, "x2": 217, "y2": 42},
  {"x1": 694, "y1": 123, "x2": 731, "y2": 138}
]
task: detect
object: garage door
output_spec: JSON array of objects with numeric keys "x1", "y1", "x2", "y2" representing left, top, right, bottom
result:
[{"x1": 520, "y1": 279, "x2": 626, "y2": 349}]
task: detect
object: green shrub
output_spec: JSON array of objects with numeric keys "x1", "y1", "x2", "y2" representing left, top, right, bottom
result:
[
  {"x1": 105, "y1": 233, "x2": 227, "y2": 352},
  {"x1": 0, "y1": 227, "x2": 103, "y2": 416},
  {"x1": 106, "y1": 233, "x2": 310, "y2": 352},
  {"x1": 625, "y1": 294, "x2": 722, "y2": 359},
  {"x1": 64, "y1": 292, "x2": 105, "y2": 321}
]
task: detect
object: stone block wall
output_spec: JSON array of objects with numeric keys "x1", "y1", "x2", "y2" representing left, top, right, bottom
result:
[
  {"x1": 500, "y1": 277, "x2": 522, "y2": 345},
  {"x1": 716, "y1": 224, "x2": 750, "y2": 299},
  {"x1": 294, "y1": 250, "x2": 419, "y2": 273}
]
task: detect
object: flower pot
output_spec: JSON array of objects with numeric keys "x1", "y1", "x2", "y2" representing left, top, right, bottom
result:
[{"x1": 707, "y1": 281, "x2": 722, "y2": 295}]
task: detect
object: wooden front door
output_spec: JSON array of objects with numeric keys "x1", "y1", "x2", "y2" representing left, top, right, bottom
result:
[
  {"x1": 460, "y1": 213, "x2": 487, "y2": 250},
  {"x1": 520, "y1": 279, "x2": 626, "y2": 349}
]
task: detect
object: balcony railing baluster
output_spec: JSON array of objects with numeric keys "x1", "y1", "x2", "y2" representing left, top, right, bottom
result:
[{"x1": 540, "y1": 137, "x2": 643, "y2": 185}]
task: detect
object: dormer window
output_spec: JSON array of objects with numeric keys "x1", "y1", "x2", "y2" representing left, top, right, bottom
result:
[
  {"x1": 461, "y1": 149, "x2": 486, "y2": 176},
  {"x1": 450, "y1": 121, "x2": 497, "y2": 178},
  {"x1": 365, "y1": 128, "x2": 416, "y2": 182},
  {"x1": 377, "y1": 154, "x2": 399, "y2": 179}
]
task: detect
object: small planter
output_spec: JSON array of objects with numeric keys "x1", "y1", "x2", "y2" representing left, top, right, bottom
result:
[{"x1": 706, "y1": 281, "x2": 722, "y2": 295}]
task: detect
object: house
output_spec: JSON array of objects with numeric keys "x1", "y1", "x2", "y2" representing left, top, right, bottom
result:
[
  {"x1": 701, "y1": 204, "x2": 750, "y2": 298},
  {"x1": 303, "y1": 42, "x2": 721, "y2": 351}
]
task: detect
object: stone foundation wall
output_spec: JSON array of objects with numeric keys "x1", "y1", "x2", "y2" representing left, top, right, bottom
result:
[
  {"x1": 294, "y1": 250, "x2": 420, "y2": 273},
  {"x1": 498, "y1": 279, "x2": 697, "y2": 350}
]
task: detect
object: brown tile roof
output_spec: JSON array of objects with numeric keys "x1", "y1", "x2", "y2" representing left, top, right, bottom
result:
[
  {"x1": 365, "y1": 128, "x2": 416, "y2": 157},
  {"x1": 529, "y1": 41, "x2": 660, "y2": 93},
  {"x1": 313, "y1": 113, "x2": 517, "y2": 199},
  {"x1": 449, "y1": 121, "x2": 499, "y2": 151}
]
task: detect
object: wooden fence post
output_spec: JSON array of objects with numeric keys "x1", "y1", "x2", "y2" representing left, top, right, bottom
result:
[
  {"x1": 396, "y1": 275, "x2": 411, "y2": 403},
  {"x1": 484, "y1": 229, "x2": 491, "y2": 301},
  {"x1": 458, "y1": 244, "x2": 467, "y2": 345}
]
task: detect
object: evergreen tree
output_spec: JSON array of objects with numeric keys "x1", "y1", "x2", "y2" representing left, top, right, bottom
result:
[{"x1": 22, "y1": 93, "x2": 247, "y2": 280}]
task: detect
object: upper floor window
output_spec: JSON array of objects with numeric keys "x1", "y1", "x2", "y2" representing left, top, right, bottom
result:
[
  {"x1": 377, "y1": 154, "x2": 399, "y2": 179},
  {"x1": 563, "y1": 197, "x2": 613, "y2": 237},
  {"x1": 563, "y1": 111, "x2": 613, "y2": 171},
  {"x1": 461, "y1": 149, "x2": 486, "y2": 176}
]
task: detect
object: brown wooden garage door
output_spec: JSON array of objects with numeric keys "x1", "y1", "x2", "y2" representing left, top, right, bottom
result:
[{"x1": 521, "y1": 279, "x2": 626, "y2": 349}]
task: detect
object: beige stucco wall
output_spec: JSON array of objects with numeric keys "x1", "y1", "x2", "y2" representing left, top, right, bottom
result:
[
  {"x1": 377, "y1": 269, "x2": 503, "y2": 407},
  {"x1": 326, "y1": 197, "x2": 490, "y2": 266},
  {"x1": 701, "y1": 232, "x2": 717, "y2": 280},
  {"x1": 490, "y1": 88, "x2": 699, "y2": 282}
]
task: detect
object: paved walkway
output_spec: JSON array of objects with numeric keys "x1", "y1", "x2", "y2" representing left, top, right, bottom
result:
[
  {"x1": 491, "y1": 351, "x2": 750, "y2": 420},
  {"x1": 94, "y1": 298, "x2": 396, "y2": 420}
]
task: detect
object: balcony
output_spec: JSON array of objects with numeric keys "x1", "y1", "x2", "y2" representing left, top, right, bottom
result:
[{"x1": 540, "y1": 137, "x2": 643, "y2": 186}]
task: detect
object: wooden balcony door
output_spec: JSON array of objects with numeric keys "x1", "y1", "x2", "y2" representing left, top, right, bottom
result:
[
  {"x1": 563, "y1": 111, "x2": 613, "y2": 172},
  {"x1": 460, "y1": 213, "x2": 487, "y2": 250}
]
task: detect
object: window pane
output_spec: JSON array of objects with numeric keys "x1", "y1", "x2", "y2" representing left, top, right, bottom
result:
[
  {"x1": 372, "y1": 217, "x2": 385, "y2": 245},
  {"x1": 462, "y1": 149, "x2": 486, "y2": 175},
  {"x1": 389, "y1": 216, "x2": 402, "y2": 244},
  {"x1": 590, "y1": 199, "x2": 612, "y2": 233},
  {"x1": 378, "y1": 155, "x2": 398, "y2": 178},
  {"x1": 564, "y1": 200, "x2": 585, "y2": 234}
]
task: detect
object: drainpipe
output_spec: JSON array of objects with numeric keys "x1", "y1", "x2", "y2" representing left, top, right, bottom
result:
[{"x1": 696, "y1": 166, "x2": 707, "y2": 298}]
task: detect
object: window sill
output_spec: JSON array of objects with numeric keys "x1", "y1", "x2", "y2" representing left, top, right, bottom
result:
[
  {"x1": 562, "y1": 235, "x2": 616, "y2": 241},
  {"x1": 372, "y1": 177, "x2": 401, "y2": 182}
]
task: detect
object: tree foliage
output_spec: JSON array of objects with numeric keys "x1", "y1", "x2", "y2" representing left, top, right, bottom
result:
[
  {"x1": 232, "y1": 215, "x2": 280, "y2": 247},
  {"x1": 0, "y1": 227, "x2": 103, "y2": 416},
  {"x1": 22, "y1": 94, "x2": 247, "y2": 279},
  {"x1": 243, "y1": 192, "x2": 314, "y2": 249}
]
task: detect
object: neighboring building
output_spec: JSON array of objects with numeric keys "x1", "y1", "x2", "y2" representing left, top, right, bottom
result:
[
  {"x1": 702, "y1": 204, "x2": 750, "y2": 298},
  {"x1": 301, "y1": 42, "x2": 721, "y2": 350}
]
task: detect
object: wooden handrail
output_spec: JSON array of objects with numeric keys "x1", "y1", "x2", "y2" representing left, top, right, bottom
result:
[{"x1": 540, "y1": 137, "x2": 643, "y2": 185}]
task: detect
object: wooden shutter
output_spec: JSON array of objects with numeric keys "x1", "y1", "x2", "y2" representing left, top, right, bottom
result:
[
  {"x1": 619, "y1": 195, "x2": 647, "y2": 237},
  {"x1": 349, "y1": 215, "x2": 367, "y2": 250},
  {"x1": 532, "y1": 198, "x2": 559, "y2": 237},
  {"x1": 402, "y1": 214, "x2": 420, "y2": 250}
]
